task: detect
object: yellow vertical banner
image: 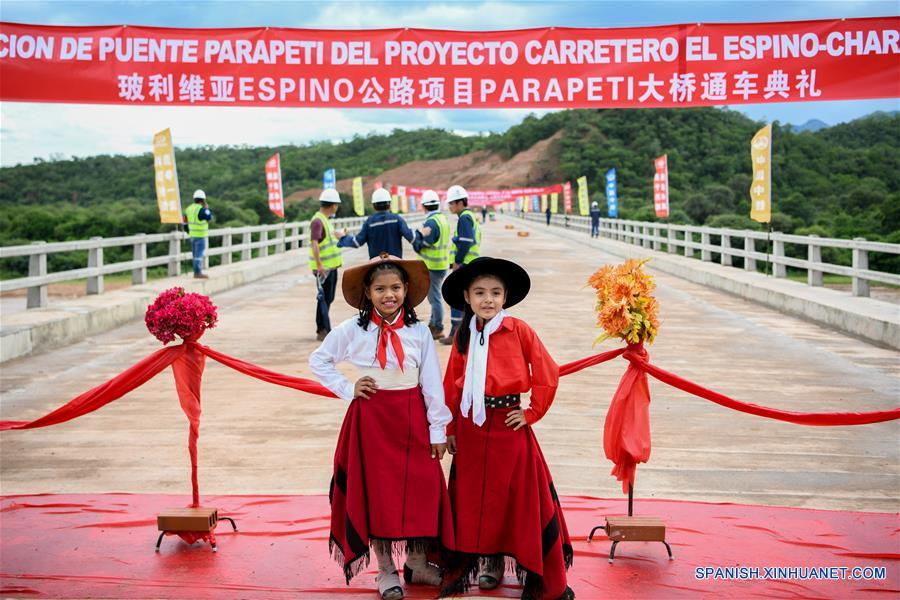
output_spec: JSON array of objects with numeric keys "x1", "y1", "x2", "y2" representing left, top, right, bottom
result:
[
  {"x1": 352, "y1": 176, "x2": 364, "y2": 216},
  {"x1": 750, "y1": 124, "x2": 772, "y2": 223},
  {"x1": 152, "y1": 128, "x2": 182, "y2": 224},
  {"x1": 398, "y1": 185, "x2": 408, "y2": 213},
  {"x1": 550, "y1": 192, "x2": 559, "y2": 214},
  {"x1": 577, "y1": 176, "x2": 589, "y2": 216},
  {"x1": 540, "y1": 194, "x2": 548, "y2": 212},
  {"x1": 390, "y1": 193, "x2": 399, "y2": 213}
]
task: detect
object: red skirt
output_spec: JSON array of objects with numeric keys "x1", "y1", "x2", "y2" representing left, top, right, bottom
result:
[
  {"x1": 329, "y1": 386, "x2": 455, "y2": 583},
  {"x1": 446, "y1": 406, "x2": 573, "y2": 600}
]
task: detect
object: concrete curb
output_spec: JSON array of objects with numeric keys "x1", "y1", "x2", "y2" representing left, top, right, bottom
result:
[
  {"x1": 515, "y1": 218, "x2": 900, "y2": 350},
  {"x1": 1, "y1": 250, "x2": 307, "y2": 363}
]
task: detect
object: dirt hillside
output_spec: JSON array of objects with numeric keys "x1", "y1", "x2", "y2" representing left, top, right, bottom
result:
[{"x1": 286, "y1": 131, "x2": 563, "y2": 203}]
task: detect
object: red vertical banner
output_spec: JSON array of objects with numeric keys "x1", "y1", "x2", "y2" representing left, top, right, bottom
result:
[
  {"x1": 563, "y1": 181, "x2": 573, "y2": 214},
  {"x1": 265, "y1": 153, "x2": 285, "y2": 218},
  {"x1": 653, "y1": 155, "x2": 670, "y2": 218}
]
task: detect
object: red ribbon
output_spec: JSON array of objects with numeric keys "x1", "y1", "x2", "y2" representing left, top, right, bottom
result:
[{"x1": 370, "y1": 309, "x2": 406, "y2": 372}]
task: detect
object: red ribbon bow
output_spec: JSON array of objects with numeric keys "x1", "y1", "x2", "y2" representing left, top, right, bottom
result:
[{"x1": 370, "y1": 309, "x2": 406, "y2": 372}]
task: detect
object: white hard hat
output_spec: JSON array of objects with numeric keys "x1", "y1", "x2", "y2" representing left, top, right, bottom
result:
[
  {"x1": 319, "y1": 188, "x2": 341, "y2": 204},
  {"x1": 591, "y1": 201, "x2": 599, "y2": 207},
  {"x1": 421, "y1": 189, "x2": 440, "y2": 206},
  {"x1": 446, "y1": 185, "x2": 467, "y2": 203},
  {"x1": 372, "y1": 188, "x2": 392, "y2": 205},
  {"x1": 193, "y1": 189, "x2": 206, "y2": 200}
]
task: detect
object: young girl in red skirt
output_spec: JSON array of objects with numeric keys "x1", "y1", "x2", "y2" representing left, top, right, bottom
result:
[
  {"x1": 310, "y1": 254, "x2": 455, "y2": 600},
  {"x1": 441, "y1": 257, "x2": 574, "y2": 600}
]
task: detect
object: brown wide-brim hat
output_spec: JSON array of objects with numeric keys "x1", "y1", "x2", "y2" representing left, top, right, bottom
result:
[
  {"x1": 441, "y1": 256, "x2": 531, "y2": 311},
  {"x1": 341, "y1": 253, "x2": 430, "y2": 309}
]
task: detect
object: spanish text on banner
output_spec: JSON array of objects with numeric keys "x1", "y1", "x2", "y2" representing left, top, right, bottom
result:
[
  {"x1": 1, "y1": 18, "x2": 898, "y2": 108},
  {"x1": 750, "y1": 124, "x2": 773, "y2": 223},
  {"x1": 152, "y1": 128, "x2": 182, "y2": 224}
]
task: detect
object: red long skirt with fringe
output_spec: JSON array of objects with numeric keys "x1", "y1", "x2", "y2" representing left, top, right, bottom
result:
[
  {"x1": 445, "y1": 406, "x2": 574, "y2": 600},
  {"x1": 329, "y1": 386, "x2": 455, "y2": 583}
]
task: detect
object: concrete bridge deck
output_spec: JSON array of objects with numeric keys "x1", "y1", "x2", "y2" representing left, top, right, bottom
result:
[{"x1": 1, "y1": 216, "x2": 898, "y2": 512}]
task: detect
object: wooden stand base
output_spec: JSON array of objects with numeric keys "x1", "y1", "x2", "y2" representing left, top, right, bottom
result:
[
  {"x1": 587, "y1": 484, "x2": 674, "y2": 563},
  {"x1": 155, "y1": 507, "x2": 238, "y2": 553}
]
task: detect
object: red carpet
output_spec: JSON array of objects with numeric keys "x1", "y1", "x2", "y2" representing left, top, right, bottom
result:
[{"x1": 1, "y1": 493, "x2": 897, "y2": 598}]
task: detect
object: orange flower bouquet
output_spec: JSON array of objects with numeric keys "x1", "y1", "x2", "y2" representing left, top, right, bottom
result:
[{"x1": 588, "y1": 258, "x2": 659, "y2": 346}]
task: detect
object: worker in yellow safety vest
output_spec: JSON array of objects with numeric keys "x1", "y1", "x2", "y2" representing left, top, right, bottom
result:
[
  {"x1": 412, "y1": 189, "x2": 450, "y2": 339},
  {"x1": 308, "y1": 188, "x2": 346, "y2": 341},
  {"x1": 184, "y1": 189, "x2": 213, "y2": 279},
  {"x1": 440, "y1": 184, "x2": 481, "y2": 345}
]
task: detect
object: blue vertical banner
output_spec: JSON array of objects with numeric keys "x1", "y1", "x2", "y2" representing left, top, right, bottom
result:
[
  {"x1": 532, "y1": 195, "x2": 540, "y2": 211},
  {"x1": 408, "y1": 195, "x2": 417, "y2": 213},
  {"x1": 605, "y1": 168, "x2": 618, "y2": 218},
  {"x1": 323, "y1": 168, "x2": 336, "y2": 189}
]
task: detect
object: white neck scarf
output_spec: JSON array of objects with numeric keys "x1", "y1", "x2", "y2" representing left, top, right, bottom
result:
[{"x1": 461, "y1": 309, "x2": 508, "y2": 427}]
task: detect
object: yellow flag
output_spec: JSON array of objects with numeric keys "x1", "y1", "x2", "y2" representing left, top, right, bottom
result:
[
  {"x1": 541, "y1": 194, "x2": 548, "y2": 212},
  {"x1": 352, "y1": 177, "x2": 364, "y2": 216},
  {"x1": 390, "y1": 193, "x2": 399, "y2": 213},
  {"x1": 550, "y1": 192, "x2": 558, "y2": 214},
  {"x1": 750, "y1": 124, "x2": 772, "y2": 223},
  {"x1": 152, "y1": 128, "x2": 182, "y2": 224},
  {"x1": 577, "y1": 176, "x2": 589, "y2": 216}
]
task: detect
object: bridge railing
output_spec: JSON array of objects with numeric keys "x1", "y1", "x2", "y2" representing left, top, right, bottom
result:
[
  {"x1": 520, "y1": 213, "x2": 900, "y2": 298},
  {"x1": 1, "y1": 215, "x2": 424, "y2": 309}
]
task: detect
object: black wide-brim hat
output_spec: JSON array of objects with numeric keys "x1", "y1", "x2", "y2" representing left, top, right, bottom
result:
[{"x1": 441, "y1": 257, "x2": 531, "y2": 311}]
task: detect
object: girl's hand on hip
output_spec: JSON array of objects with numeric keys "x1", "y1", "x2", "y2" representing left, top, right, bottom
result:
[
  {"x1": 505, "y1": 409, "x2": 528, "y2": 431},
  {"x1": 353, "y1": 376, "x2": 378, "y2": 399},
  {"x1": 431, "y1": 443, "x2": 447, "y2": 459},
  {"x1": 447, "y1": 435, "x2": 457, "y2": 455}
]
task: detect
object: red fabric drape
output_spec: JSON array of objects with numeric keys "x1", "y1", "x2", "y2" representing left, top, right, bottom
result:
[
  {"x1": 603, "y1": 346, "x2": 652, "y2": 493},
  {"x1": 171, "y1": 343, "x2": 205, "y2": 507},
  {"x1": 559, "y1": 347, "x2": 625, "y2": 376},
  {"x1": 196, "y1": 344, "x2": 336, "y2": 397}
]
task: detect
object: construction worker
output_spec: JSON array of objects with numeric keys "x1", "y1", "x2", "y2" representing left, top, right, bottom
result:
[
  {"x1": 412, "y1": 189, "x2": 450, "y2": 339},
  {"x1": 439, "y1": 184, "x2": 481, "y2": 345},
  {"x1": 338, "y1": 188, "x2": 414, "y2": 258},
  {"x1": 184, "y1": 189, "x2": 213, "y2": 279},
  {"x1": 309, "y1": 188, "x2": 346, "y2": 341}
]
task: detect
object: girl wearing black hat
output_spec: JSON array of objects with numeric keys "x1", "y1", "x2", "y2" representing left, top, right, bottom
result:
[
  {"x1": 440, "y1": 257, "x2": 574, "y2": 600},
  {"x1": 310, "y1": 255, "x2": 455, "y2": 600}
]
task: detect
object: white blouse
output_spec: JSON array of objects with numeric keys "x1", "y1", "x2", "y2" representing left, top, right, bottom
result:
[{"x1": 309, "y1": 315, "x2": 450, "y2": 444}]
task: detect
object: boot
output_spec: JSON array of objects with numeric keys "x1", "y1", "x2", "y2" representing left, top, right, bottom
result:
[
  {"x1": 403, "y1": 549, "x2": 442, "y2": 587},
  {"x1": 373, "y1": 542, "x2": 404, "y2": 600}
]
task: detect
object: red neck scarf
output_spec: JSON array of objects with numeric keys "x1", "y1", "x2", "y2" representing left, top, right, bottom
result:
[{"x1": 370, "y1": 309, "x2": 405, "y2": 372}]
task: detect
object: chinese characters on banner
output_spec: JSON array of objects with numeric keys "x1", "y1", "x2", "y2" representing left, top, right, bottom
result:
[
  {"x1": 550, "y1": 192, "x2": 559, "y2": 214},
  {"x1": 750, "y1": 124, "x2": 772, "y2": 223},
  {"x1": 2, "y1": 19, "x2": 897, "y2": 108},
  {"x1": 653, "y1": 155, "x2": 670, "y2": 217},
  {"x1": 265, "y1": 153, "x2": 284, "y2": 218},
  {"x1": 323, "y1": 168, "x2": 336, "y2": 189},
  {"x1": 606, "y1": 168, "x2": 618, "y2": 218},
  {"x1": 152, "y1": 128, "x2": 182, "y2": 224},
  {"x1": 577, "y1": 176, "x2": 590, "y2": 216},
  {"x1": 352, "y1": 176, "x2": 364, "y2": 216},
  {"x1": 563, "y1": 181, "x2": 573, "y2": 214}
]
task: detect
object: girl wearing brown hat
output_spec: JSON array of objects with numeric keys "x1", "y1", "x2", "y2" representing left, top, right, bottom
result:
[
  {"x1": 440, "y1": 257, "x2": 574, "y2": 600},
  {"x1": 309, "y1": 254, "x2": 455, "y2": 600}
]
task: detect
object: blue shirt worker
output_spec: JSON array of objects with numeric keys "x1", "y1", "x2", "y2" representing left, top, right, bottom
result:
[
  {"x1": 590, "y1": 201, "x2": 602, "y2": 238},
  {"x1": 412, "y1": 189, "x2": 450, "y2": 339},
  {"x1": 184, "y1": 189, "x2": 213, "y2": 279},
  {"x1": 338, "y1": 188, "x2": 414, "y2": 258},
  {"x1": 439, "y1": 184, "x2": 481, "y2": 345}
]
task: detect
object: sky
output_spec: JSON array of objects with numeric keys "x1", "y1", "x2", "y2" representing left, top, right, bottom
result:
[{"x1": 0, "y1": 0, "x2": 898, "y2": 166}]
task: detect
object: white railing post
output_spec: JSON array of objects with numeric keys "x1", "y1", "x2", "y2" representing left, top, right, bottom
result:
[
  {"x1": 259, "y1": 230, "x2": 269, "y2": 257},
  {"x1": 26, "y1": 241, "x2": 48, "y2": 309},
  {"x1": 852, "y1": 238, "x2": 870, "y2": 297},
  {"x1": 277, "y1": 224, "x2": 286, "y2": 254},
  {"x1": 87, "y1": 237, "x2": 104, "y2": 295},
  {"x1": 808, "y1": 235, "x2": 823, "y2": 286},
  {"x1": 744, "y1": 235, "x2": 756, "y2": 272},
  {"x1": 291, "y1": 224, "x2": 300, "y2": 250},
  {"x1": 642, "y1": 225, "x2": 651, "y2": 248},
  {"x1": 773, "y1": 235, "x2": 786, "y2": 278},
  {"x1": 221, "y1": 232, "x2": 232, "y2": 265},
  {"x1": 684, "y1": 230, "x2": 694, "y2": 258},
  {"x1": 667, "y1": 227, "x2": 676, "y2": 254},
  {"x1": 168, "y1": 231, "x2": 182, "y2": 276},
  {"x1": 701, "y1": 231, "x2": 712, "y2": 261},
  {"x1": 652, "y1": 225, "x2": 662, "y2": 251},
  {"x1": 242, "y1": 231, "x2": 252, "y2": 261},
  {"x1": 132, "y1": 234, "x2": 147, "y2": 284},
  {"x1": 720, "y1": 233, "x2": 732, "y2": 267}
]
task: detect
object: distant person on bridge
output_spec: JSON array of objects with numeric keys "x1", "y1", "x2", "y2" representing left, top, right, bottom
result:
[
  {"x1": 590, "y1": 201, "x2": 601, "y2": 238},
  {"x1": 545, "y1": 204, "x2": 552, "y2": 226},
  {"x1": 309, "y1": 189, "x2": 346, "y2": 341},
  {"x1": 412, "y1": 189, "x2": 450, "y2": 340},
  {"x1": 184, "y1": 189, "x2": 213, "y2": 279},
  {"x1": 440, "y1": 185, "x2": 481, "y2": 346},
  {"x1": 338, "y1": 188, "x2": 414, "y2": 258},
  {"x1": 481, "y1": 205, "x2": 488, "y2": 223}
]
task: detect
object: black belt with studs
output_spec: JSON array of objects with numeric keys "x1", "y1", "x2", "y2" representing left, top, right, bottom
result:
[{"x1": 484, "y1": 394, "x2": 521, "y2": 409}]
